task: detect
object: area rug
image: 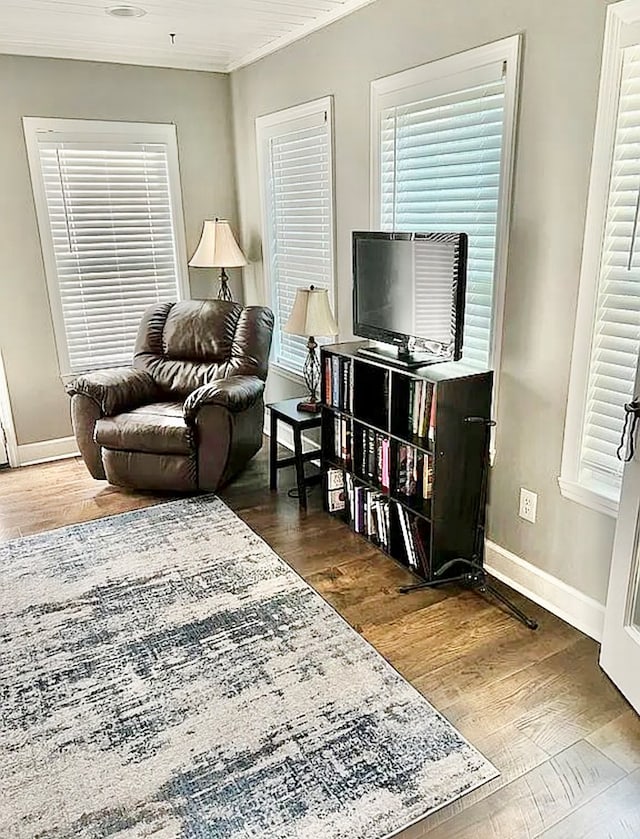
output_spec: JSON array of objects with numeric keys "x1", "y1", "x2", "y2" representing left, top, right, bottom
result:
[{"x1": 0, "y1": 495, "x2": 497, "y2": 838}]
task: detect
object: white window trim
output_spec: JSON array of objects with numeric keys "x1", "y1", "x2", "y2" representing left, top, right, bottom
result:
[
  {"x1": 369, "y1": 35, "x2": 521, "y2": 438},
  {"x1": 23, "y1": 118, "x2": 190, "y2": 379},
  {"x1": 256, "y1": 97, "x2": 337, "y2": 381},
  {"x1": 559, "y1": 0, "x2": 640, "y2": 519}
]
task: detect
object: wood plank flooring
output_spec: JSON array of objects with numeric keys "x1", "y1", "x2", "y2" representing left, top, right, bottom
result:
[{"x1": 1, "y1": 445, "x2": 638, "y2": 837}]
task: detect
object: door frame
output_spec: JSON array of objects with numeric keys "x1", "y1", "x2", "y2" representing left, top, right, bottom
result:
[
  {"x1": 0, "y1": 349, "x2": 19, "y2": 468},
  {"x1": 600, "y1": 394, "x2": 640, "y2": 710}
]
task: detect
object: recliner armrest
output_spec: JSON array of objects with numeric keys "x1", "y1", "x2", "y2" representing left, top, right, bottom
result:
[
  {"x1": 183, "y1": 375, "x2": 265, "y2": 424},
  {"x1": 66, "y1": 367, "x2": 159, "y2": 416}
]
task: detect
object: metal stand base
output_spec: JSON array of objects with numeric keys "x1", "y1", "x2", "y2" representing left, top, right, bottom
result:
[{"x1": 399, "y1": 559, "x2": 538, "y2": 631}]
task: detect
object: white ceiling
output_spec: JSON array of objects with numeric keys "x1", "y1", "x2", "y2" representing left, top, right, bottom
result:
[{"x1": 0, "y1": 0, "x2": 376, "y2": 73}]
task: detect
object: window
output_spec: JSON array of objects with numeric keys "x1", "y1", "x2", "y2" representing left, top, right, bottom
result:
[
  {"x1": 24, "y1": 119, "x2": 188, "y2": 376},
  {"x1": 256, "y1": 98, "x2": 335, "y2": 376},
  {"x1": 560, "y1": 1, "x2": 640, "y2": 517},
  {"x1": 371, "y1": 36, "x2": 521, "y2": 370}
]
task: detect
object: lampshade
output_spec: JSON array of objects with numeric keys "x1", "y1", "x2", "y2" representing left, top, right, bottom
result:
[
  {"x1": 284, "y1": 287, "x2": 338, "y2": 338},
  {"x1": 188, "y1": 219, "x2": 247, "y2": 268}
]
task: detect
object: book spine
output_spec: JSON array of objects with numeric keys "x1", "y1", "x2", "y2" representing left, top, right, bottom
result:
[
  {"x1": 424, "y1": 457, "x2": 434, "y2": 499},
  {"x1": 383, "y1": 370, "x2": 390, "y2": 422},
  {"x1": 332, "y1": 356, "x2": 340, "y2": 408},
  {"x1": 366, "y1": 489, "x2": 374, "y2": 537},
  {"x1": 397, "y1": 505, "x2": 417, "y2": 568},
  {"x1": 381, "y1": 439, "x2": 390, "y2": 492},
  {"x1": 411, "y1": 519, "x2": 430, "y2": 577},
  {"x1": 324, "y1": 357, "x2": 332, "y2": 406},
  {"x1": 418, "y1": 382, "x2": 427, "y2": 438},
  {"x1": 397, "y1": 444, "x2": 407, "y2": 495},
  {"x1": 348, "y1": 366, "x2": 354, "y2": 414},
  {"x1": 422, "y1": 383, "x2": 433, "y2": 438},
  {"x1": 346, "y1": 473, "x2": 355, "y2": 523},
  {"x1": 367, "y1": 430, "x2": 375, "y2": 480},
  {"x1": 361, "y1": 428, "x2": 368, "y2": 476},
  {"x1": 341, "y1": 360, "x2": 350, "y2": 411},
  {"x1": 428, "y1": 388, "x2": 437, "y2": 443}
]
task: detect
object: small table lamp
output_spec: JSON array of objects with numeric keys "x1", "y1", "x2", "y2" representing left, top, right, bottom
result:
[
  {"x1": 284, "y1": 286, "x2": 338, "y2": 412},
  {"x1": 188, "y1": 218, "x2": 247, "y2": 301}
]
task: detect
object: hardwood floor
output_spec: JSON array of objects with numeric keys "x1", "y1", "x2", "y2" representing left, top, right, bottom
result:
[{"x1": 1, "y1": 445, "x2": 639, "y2": 837}]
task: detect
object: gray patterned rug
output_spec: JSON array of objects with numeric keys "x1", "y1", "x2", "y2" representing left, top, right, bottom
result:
[{"x1": 0, "y1": 496, "x2": 497, "y2": 838}]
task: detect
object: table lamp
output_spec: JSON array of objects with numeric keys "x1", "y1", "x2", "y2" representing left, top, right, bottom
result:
[
  {"x1": 284, "y1": 286, "x2": 338, "y2": 412},
  {"x1": 189, "y1": 218, "x2": 247, "y2": 301}
]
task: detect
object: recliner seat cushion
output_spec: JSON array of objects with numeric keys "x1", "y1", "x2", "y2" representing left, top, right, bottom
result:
[{"x1": 94, "y1": 402, "x2": 193, "y2": 456}]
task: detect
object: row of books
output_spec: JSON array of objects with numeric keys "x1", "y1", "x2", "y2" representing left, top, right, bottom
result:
[
  {"x1": 345, "y1": 474, "x2": 392, "y2": 551},
  {"x1": 329, "y1": 416, "x2": 352, "y2": 464},
  {"x1": 324, "y1": 356, "x2": 353, "y2": 412},
  {"x1": 325, "y1": 468, "x2": 430, "y2": 576},
  {"x1": 397, "y1": 445, "x2": 434, "y2": 501},
  {"x1": 356, "y1": 427, "x2": 390, "y2": 491},
  {"x1": 409, "y1": 380, "x2": 436, "y2": 440},
  {"x1": 397, "y1": 504, "x2": 430, "y2": 576}
]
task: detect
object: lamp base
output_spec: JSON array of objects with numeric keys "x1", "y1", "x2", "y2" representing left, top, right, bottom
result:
[
  {"x1": 217, "y1": 268, "x2": 233, "y2": 302},
  {"x1": 297, "y1": 399, "x2": 321, "y2": 414}
]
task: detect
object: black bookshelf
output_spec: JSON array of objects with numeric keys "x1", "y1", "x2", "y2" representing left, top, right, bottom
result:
[{"x1": 320, "y1": 341, "x2": 493, "y2": 583}]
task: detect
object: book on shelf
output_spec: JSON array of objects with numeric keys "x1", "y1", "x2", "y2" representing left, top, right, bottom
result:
[
  {"x1": 324, "y1": 354, "x2": 353, "y2": 412},
  {"x1": 408, "y1": 380, "x2": 435, "y2": 439},
  {"x1": 345, "y1": 479, "x2": 390, "y2": 550},
  {"x1": 395, "y1": 503, "x2": 430, "y2": 574},
  {"x1": 326, "y1": 468, "x2": 346, "y2": 512},
  {"x1": 357, "y1": 427, "x2": 391, "y2": 489},
  {"x1": 411, "y1": 518, "x2": 430, "y2": 578},
  {"x1": 428, "y1": 389, "x2": 437, "y2": 443},
  {"x1": 331, "y1": 416, "x2": 351, "y2": 464},
  {"x1": 396, "y1": 504, "x2": 418, "y2": 569},
  {"x1": 381, "y1": 438, "x2": 390, "y2": 492},
  {"x1": 396, "y1": 444, "x2": 433, "y2": 502},
  {"x1": 331, "y1": 356, "x2": 340, "y2": 408}
]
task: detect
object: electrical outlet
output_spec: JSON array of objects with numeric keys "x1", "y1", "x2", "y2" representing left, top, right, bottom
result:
[{"x1": 519, "y1": 488, "x2": 537, "y2": 523}]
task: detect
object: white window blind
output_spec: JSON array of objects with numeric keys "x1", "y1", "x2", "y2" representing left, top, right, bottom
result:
[
  {"x1": 258, "y1": 101, "x2": 335, "y2": 375},
  {"x1": 378, "y1": 73, "x2": 505, "y2": 367},
  {"x1": 24, "y1": 120, "x2": 187, "y2": 376},
  {"x1": 580, "y1": 44, "x2": 640, "y2": 485}
]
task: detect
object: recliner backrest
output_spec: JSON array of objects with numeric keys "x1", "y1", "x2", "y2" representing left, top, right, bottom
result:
[{"x1": 133, "y1": 300, "x2": 274, "y2": 399}]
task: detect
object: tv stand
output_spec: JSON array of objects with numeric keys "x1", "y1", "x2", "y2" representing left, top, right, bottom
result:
[
  {"x1": 356, "y1": 344, "x2": 446, "y2": 370},
  {"x1": 320, "y1": 340, "x2": 538, "y2": 631}
]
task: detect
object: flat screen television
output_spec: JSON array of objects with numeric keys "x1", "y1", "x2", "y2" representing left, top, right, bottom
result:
[{"x1": 352, "y1": 231, "x2": 467, "y2": 368}]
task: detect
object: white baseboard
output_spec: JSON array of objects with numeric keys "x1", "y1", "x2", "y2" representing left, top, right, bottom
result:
[
  {"x1": 485, "y1": 540, "x2": 605, "y2": 642},
  {"x1": 18, "y1": 436, "x2": 80, "y2": 467}
]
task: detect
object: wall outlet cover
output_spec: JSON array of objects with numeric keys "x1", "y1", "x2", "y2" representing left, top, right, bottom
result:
[{"x1": 519, "y1": 488, "x2": 537, "y2": 523}]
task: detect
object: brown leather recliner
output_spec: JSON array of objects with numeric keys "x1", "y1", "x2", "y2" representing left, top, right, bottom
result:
[{"x1": 66, "y1": 300, "x2": 274, "y2": 492}]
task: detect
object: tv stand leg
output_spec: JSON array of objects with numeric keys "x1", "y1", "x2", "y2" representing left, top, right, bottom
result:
[
  {"x1": 399, "y1": 567, "x2": 538, "y2": 631},
  {"x1": 482, "y1": 582, "x2": 539, "y2": 630}
]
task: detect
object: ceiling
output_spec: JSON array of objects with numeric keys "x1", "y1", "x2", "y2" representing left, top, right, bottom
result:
[{"x1": 0, "y1": 0, "x2": 376, "y2": 73}]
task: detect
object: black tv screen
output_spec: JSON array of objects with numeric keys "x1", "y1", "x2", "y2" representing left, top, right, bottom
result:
[{"x1": 353, "y1": 231, "x2": 467, "y2": 360}]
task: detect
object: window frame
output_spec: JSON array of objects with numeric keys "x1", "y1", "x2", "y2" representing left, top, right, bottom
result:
[
  {"x1": 369, "y1": 35, "x2": 521, "y2": 423},
  {"x1": 559, "y1": 0, "x2": 640, "y2": 519},
  {"x1": 255, "y1": 96, "x2": 337, "y2": 380},
  {"x1": 23, "y1": 117, "x2": 190, "y2": 378}
]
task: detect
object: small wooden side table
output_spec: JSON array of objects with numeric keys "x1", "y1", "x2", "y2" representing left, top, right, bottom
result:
[{"x1": 268, "y1": 398, "x2": 322, "y2": 510}]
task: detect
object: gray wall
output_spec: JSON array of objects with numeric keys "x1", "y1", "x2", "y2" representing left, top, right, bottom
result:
[
  {"x1": 230, "y1": 0, "x2": 617, "y2": 603},
  {"x1": 0, "y1": 54, "x2": 238, "y2": 446}
]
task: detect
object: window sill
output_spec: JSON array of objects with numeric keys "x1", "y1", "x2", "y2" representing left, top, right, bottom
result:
[
  {"x1": 269, "y1": 362, "x2": 305, "y2": 387},
  {"x1": 558, "y1": 474, "x2": 619, "y2": 518}
]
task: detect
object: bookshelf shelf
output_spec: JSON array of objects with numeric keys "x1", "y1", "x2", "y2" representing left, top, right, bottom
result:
[
  {"x1": 323, "y1": 404, "x2": 435, "y2": 456},
  {"x1": 321, "y1": 341, "x2": 493, "y2": 583}
]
